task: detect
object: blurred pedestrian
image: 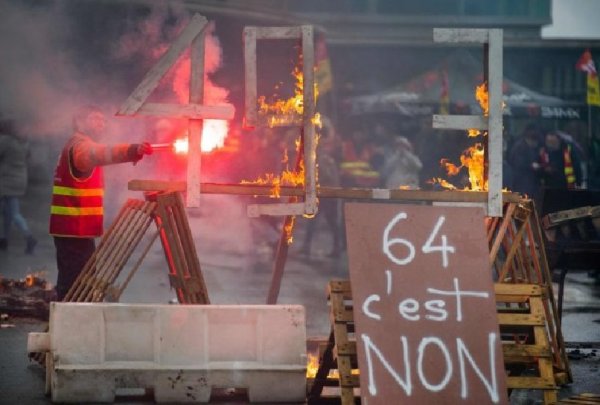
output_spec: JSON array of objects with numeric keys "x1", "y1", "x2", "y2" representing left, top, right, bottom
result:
[
  {"x1": 508, "y1": 124, "x2": 543, "y2": 200},
  {"x1": 381, "y1": 136, "x2": 422, "y2": 189},
  {"x1": 340, "y1": 128, "x2": 380, "y2": 187},
  {"x1": 538, "y1": 131, "x2": 582, "y2": 190},
  {"x1": 50, "y1": 106, "x2": 153, "y2": 300},
  {"x1": 0, "y1": 118, "x2": 37, "y2": 254}
]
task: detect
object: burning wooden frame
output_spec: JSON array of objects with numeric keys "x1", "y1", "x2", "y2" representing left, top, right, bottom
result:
[
  {"x1": 243, "y1": 25, "x2": 318, "y2": 218},
  {"x1": 432, "y1": 28, "x2": 504, "y2": 217}
]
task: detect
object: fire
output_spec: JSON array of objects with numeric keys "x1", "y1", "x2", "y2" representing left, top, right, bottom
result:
[
  {"x1": 306, "y1": 352, "x2": 319, "y2": 378},
  {"x1": 476, "y1": 82, "x2": 489, "y2": 116},
  {"x1": 258, "y1": 66, "x2": 319, "y2": 127},
  {"x1": 434, "y1": 83, "x2": 490, "y2": 191}
]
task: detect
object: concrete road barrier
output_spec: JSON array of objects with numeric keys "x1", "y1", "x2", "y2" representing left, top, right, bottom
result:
[{"x1": 29, "y1": 303, "x2": 307, "y2": 403}]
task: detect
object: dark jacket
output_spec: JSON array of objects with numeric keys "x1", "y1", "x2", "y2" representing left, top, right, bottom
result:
[
  {"x1": 508, "y1": 138, "x2": 540, "y2": 199},
  {"x1": 0, "y1": 133, "x2": 29, "y2": 196}
]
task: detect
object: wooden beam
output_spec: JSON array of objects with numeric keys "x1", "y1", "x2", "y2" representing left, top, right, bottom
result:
[
  {"x1": 433, "y1": 28, "x2": 489, "y2": 44},
  {"x1": 128, "y1": 180, "x2": 523, "y2": 203},
  {"x1": 432, "y1": 114, "x2": 488, "y2": 131},
  {"x1": 255, "y1": 26, "x2": 302, "y2": 39},
  {"x1": 243, "y1": 27, "x2": 258, "y2": 128},
  {"x1": 301, "y1": 25, "x2": 318, "y2": 216},
  {"x1": 186, "y1": 25, "x2": 206, "y2": 207},
  {"x1": 487, "y1": 29, "x2": 504, "y2": 217},
  {"x1": 118, "y1": 14, "x2": 208, "y2": 115},
  {"x1": 137, "y1": 103, "x2": 234, "y2": 120}
]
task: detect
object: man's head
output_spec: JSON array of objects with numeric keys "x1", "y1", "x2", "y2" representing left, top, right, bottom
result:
[
  {"x1": 523, "y1": 123, "x2": 541, "y2": 147},
  {"x1": 545, "y1": 132, "x2": 562, "y2": 151},
  {"x1": 73, "y1": 105, "x2": 106, "y2": 138}
]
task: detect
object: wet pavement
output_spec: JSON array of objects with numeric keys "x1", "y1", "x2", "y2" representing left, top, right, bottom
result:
[{"x1": 1, "y1": 180, "x2": 599, "y2": 403}]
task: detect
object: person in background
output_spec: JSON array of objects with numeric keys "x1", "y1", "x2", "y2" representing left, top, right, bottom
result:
[
  {"x1": 50, "y1": 105, "x2": 153, "y2": 300},
  {"x1": 508, "y1": 124, "x2": 543, "y2": 201},
  {"x1": 0, "y1": 118, "x2": 37, "y2": 254},
  {"x1": 589, "y1": 126, "x2": 600, "y2": 191},
  {"x1": 381, "y1": 136, "x2": 422, "y2": 189},
  {"x1": 340, "y1": 128, "x2": 381, "y2": 187},
  {"x1": 538, "y1": 131, "x2": 582, "y2": 190},
  {"x1": 301, "y1": 129, "x2": 341, "y2": 258}
]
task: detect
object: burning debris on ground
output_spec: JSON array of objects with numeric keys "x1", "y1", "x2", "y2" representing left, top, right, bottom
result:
[{"x1": 0, "y1": 271, "x2": 54, "y2": 320}]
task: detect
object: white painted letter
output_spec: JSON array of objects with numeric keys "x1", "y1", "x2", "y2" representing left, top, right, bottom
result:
[
  {"x1": 417, "y1": 337, "x2": 453, "y2": 392},
  {"x1": 456, "y1": 333, "x2": 500, "y2": 403},
  {"x1": 427, "y1": 278, "x2": 489, "y2": 321},
  {"x1": 363, "y1": 294, "x2": 382, "y2": 321},
  {"x1": 424, "y1": 300, "x2": 448, "y2": 321},
  {"x1": 398, "y1": 298, "x2": 420, "y2": 321},
  {"x1": 362, "y1": 334, "x2": 412, "y2": 396}
]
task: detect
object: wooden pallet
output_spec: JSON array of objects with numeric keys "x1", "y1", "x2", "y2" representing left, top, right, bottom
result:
[
  {"x1": 64, "y1": 199, "x2": 157, "y2": 303},
  {"x1": 151, "y1": 191, "x2": 209, "y2": 304},
  {"x1": 496, "y1": 283, "x2": 558, "y2": 404},
  {"x1": 558, "y1": 393, "x2": 600, "y2": 404},
  {"x1": 308, "y1": 281, "x2": 358, "y2": 404},
  {"x1": 487, "y1": 200, "x2": 571, "y2": 384},
  {"x1": 309, "y1": 281, "x2": 561, "y2": 405}
]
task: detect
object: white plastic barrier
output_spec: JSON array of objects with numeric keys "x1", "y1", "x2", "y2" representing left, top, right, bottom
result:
[{"x1": 30, "y1": 303, "x2": 307, "y2": 403}]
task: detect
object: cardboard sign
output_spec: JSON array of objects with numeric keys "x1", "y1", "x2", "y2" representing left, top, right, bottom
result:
[{"x1": 345, "y1": 203, "x2": 508, "y2": 404}]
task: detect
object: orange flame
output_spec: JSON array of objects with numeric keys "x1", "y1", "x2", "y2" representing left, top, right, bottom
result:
[
  {"x1": 258, "y1": 66, "x2": 319, "y2": 128},
  {"x1": 476, "y1": 82, "x2": 489, "y2": 116},
  {"x1": 434, "y1": 83, "x2": 490, "y2": 191},
  {"x1": 306, "y1": 352, "x2": 319, "y2": 378}
]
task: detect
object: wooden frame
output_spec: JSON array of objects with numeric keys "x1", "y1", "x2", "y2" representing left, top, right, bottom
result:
[
  {"x1": 432, "y1": 28, "x2": 504, "y2": 217},
  {"x1": 243, "y1": 25, "x2": 318, "y2": 217},
  {"x1": 117, "y1": 13, "x2": 235, "y2": 207}
]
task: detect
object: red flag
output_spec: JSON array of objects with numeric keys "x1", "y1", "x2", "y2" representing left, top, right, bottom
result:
[{"x1": 576, "y1": 49, "x2": 597, "y2": 76}]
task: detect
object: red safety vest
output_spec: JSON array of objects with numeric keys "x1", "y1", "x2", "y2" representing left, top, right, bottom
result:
[
  {"x1": 49, "y1": 135, "x2": 104, "y2": 237},
  {"x1": 563, "y1": 144, "x2": 577, "y2": 189},
  {"x1": 340, "y1": 141, "x2": 380, "y2": 187}
]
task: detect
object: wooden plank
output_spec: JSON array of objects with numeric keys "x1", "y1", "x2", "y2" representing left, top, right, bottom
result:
[
  {"x1": 489, "y1": 203, "x2": 515, "y2": 265},
  {"x1": 487, "y1": 29, "x2": 504, "y2": 218},
  {"x1": 432, "y1": 114, "x2": 488, "y2": 130},
  {"x1": 118, "y1": 14, "x2": 208, "y2": 115},
  {"x1": 497, "y1": 313, "x2": 545, "y2": 326},
  {"x1": 302, "y1": 25, "x2": 318, "y2": 216},
  {"x1": 502, "y1": 344, "x2": 551, "y2": 358},
  {"x1": 494, "y1": 282, "x2": 542, "y2": 297},
  {"x1": 434, "y1": 28, "x2": 489, "y2": 43},
  {"x1": 542, "y1": 206, "x2": 592, "y2": 229},
  {"x1": 128, "y1": 180, "x2": 524, "y2": 203},
  {"x1": 247, "y1": 202, "x2": 306, "y2": 217},
  {"x1": 137, "y1": 103, "x2": 234, "y2": 120},
  {"x1": 255, "y1": 26, "x2": 302, "y2": 39},
  {"x1": 186, "y1": 26, "x2": 205, "y2": 208},
  {"x1": 498, "y1": 217, "x2": 528, "y2": 282},
  {"x1": 243, "y1": 27, "x2": 258, "y2": 128},
  {"x1": 505, "y1": 376, "x2": 555, "y2": 389}
]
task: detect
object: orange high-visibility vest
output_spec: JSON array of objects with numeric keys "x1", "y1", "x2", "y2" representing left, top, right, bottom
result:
[
  {"x1": 340, "y1": 141, "x2": 380, "y2": 187},
  {"x1": 563, "y1": 144, "x2": 577, "y2": 189},
  {"x1": 49, "y1": 135, "x2": 104, "y2": 237}
]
